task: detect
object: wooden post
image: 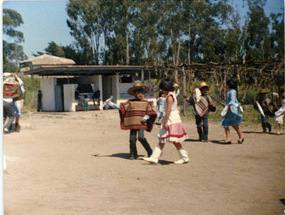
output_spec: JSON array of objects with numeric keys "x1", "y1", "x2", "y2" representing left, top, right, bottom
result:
[
  {"x1": 141, "y1": 69, "x2": 144, "y2": 83},
  {"x1": 235, "y1": 64, "x2": 238, "y2": 101},
  {"x1": 182, "y1": 66, "x2": 186, "y2": 116}
]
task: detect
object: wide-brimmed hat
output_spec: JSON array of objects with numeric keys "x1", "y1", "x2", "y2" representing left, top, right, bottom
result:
[
  {"x1": 127, "y1": 81, "x2": 149, "y2": 96},
  {"x1": 199, "y1": 82, "x2": 210, "y2": 90},
  {"x1": 4, "y1": 76, "x2": 18, "y2": 85},
  {"x1": 257, "y1": 89, "x2": 268, "y2": 95}
]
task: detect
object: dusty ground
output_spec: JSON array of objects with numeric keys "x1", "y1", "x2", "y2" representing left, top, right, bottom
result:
[{"x1": 3, "y1": 109, "x2": 285, "y2": 215}]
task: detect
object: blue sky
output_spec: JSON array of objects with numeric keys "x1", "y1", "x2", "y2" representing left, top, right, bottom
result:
[
  {"x1": 2, "y1": 0, "x2": 284, "y2": 60},
  {"x1": 3, "y1": 0, "x2": 74, "y2": 59}
]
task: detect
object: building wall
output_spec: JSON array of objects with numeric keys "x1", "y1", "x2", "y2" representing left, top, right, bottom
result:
[
  {"x1": 39, "y1": 75, "x2": 156, "y2": 112},
  {"x1": 41, "y1": 78, "x2": 56, "y2": 111},
  {"x1": 64, "y1": 84, "x2": 78, "y2": 111}
]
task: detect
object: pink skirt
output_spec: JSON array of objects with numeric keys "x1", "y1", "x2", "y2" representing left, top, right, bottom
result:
[{"x1": 158, "y1": 122, "x2": 188, "y2": 143}]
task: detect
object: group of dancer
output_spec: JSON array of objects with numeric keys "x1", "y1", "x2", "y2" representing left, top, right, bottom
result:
[{"x1": 107, "y1": 78, "x2": 285, "y2": 164}]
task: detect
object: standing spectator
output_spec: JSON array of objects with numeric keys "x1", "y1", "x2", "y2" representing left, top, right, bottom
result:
[
  {"x1": 143, "y1": 78, "x2": 189, "y2": 164},
  {"x1": 220, "y1": 80, "x2": 244, "y2": 144},
  {"x1": 155, "y1": 91, "x2": 165, "y2": 125},
  {"x1": 37, "y1": 90, "x2": 42, "y2": 112}
]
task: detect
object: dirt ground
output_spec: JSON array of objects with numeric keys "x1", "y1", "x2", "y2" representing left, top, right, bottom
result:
[{"x1": 3, "y1": 109, "x2": 285, "y2": 215}]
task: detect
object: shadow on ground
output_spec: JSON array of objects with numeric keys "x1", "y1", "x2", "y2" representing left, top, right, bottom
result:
[{"x1": 92, "y1": 153, "x2": 174, "y2": 165}]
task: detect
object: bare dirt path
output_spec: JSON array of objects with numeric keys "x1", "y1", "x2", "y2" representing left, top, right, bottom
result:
[{"x1": 3, "y1": 109, "x2": 285, "y2": 215}]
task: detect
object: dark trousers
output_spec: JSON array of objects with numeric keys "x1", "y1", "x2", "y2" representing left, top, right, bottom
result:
[
  {"x1": 261, "y1": 115, "x2": 271, "y2": 132},
  {"x1": 195, "y1": 112, "x2": 209, "y2": 141},
  {"x1": 3, "y1": 100, "x2": 15, "y2": 131},
  {"x1": 129, "y1": 129, "x2": 152, "y2": 158},
  {"x1": 37, "y1": 100, "x2": 42, "y2": 112}
]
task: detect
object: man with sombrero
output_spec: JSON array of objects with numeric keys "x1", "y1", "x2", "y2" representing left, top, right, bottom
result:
[
  {"x1": 254, "y1": 89, "x2": 272, "y2": 133},
  {"x1": 107, "y1": 81, "x2": 157, "y2": 159},
  {"x1": 187, "y1": 82, "x2": 216, "y2": 142}
]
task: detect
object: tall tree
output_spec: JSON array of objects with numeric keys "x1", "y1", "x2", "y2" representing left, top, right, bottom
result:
[
  {"x1": 269, "y1": 12, "x2": 284, "y2": 60},
  {"x1": 244, "y1": 0, "x2": 271, "y2": 60},
  {"x1": 3, "y1": 9, "x2": 26, "y2": 73},
  {"x1": 45, "y1": 41, "x2": 65, "y2": 57},
  {"x1": 66, "y1": 0, "x2": 102, "y2": 65}
]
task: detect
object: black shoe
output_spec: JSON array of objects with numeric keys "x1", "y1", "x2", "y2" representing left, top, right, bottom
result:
[
  {"x1": 268, "y1": 125, "x2": 272, "y2": 133},
  {"x1": 130, "y1": 153, "x2": 138, "y2": 160},
  {"x1": 223, "y1": 141, "x2": 231, "y2": 144},
  {"x1": 236, "y1": 138, "x2": 244, "y2": 144},
  {"x1": 15, "y1": 123, "x2": 21, "y2": 132}
]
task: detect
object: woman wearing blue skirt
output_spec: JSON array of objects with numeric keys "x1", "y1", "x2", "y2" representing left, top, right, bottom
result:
[{"x1": 220, "y1": 80, "x2": 244, "y2": 144}]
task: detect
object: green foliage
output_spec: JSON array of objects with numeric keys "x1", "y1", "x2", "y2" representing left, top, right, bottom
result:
[
  {"x1": 242, "y1": 88, "x2": 256, "y2": 104},
  {"x1": 21, "y1": 77, "x2": 41, "y2": 113},
  {"x1": 45, "y1": 41, "x2": 65, "y2": 57},
  {"x1": 3, "y1": 9, "x2": 27, "y2": 73},
  {"x1": 3, "y1": 9, "x2": 24, "y2": 42},
  {"x1": 33, "y1": 0, "x2": 283, "y2": 66}
]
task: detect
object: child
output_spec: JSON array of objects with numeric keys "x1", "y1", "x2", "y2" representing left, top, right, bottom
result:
[
  {"x1": 143, "y1": 78, "x2": 189, "y2": 164},
  {"x1": 274, "y1": 89, "x2": 285, "y2": 134},
  {"x1": 188, "y1": 82, "x2": 216, "y2": 142},
  {"x1": 254, "y1": 89, "x2": 272, "y2": 133},
  {"x1": 156, "y1": 85, "x2": 180, "y2": 125},
  {"x1": 155, "y1": 91, "x2": 165, "y2": 125},
  {"x1": 220, "y1": 80, "x2": 244, "y2": 144},
  {"x1": 107, "y1": 81, "x2": 157, "y2": 160}
]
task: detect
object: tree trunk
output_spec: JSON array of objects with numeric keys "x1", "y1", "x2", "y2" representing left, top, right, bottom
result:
[
  {"x1": 126, "y1": 29, "x2": 129, "y2": 65},
  {"x1": 182, "y1": 66, "x2": 187, "y2": 116}
]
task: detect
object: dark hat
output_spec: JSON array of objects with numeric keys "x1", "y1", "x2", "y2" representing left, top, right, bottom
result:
[
  {"x1": 257, "y1": 89, "x2": 268, "y2": 95},
  {"x1": 127, "y1": 81, "x2": 149, "y2": 96}
]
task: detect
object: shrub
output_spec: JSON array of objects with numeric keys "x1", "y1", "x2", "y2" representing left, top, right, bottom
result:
[
  {"x1": 21, "y1": 76, "x2": 40, "y2": 113},
  {"x1": 242, "y1": 88, "x2": 256, "y2": 105}
]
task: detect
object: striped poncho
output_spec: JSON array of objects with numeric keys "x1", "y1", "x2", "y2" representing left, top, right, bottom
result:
[
  {"x1": 189, "y1": 95, "x2": 215, "y2": 117},
  {"x1": 119, "y1": 99, "x2": 157, "y2": 132}
]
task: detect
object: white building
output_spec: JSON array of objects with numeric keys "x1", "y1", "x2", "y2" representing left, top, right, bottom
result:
[{"x1": 21, "y1": 55, "x2": 157, "y2": 112}]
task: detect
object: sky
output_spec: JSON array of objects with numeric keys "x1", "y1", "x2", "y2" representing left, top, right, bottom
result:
[{"x1": 2, "y1": 0, "x2": 284, "y2": 60}]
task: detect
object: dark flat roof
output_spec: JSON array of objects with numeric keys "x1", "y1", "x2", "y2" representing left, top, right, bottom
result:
[{"x1": 24, "y1": 65, "x2": 154, "y2": 76}]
